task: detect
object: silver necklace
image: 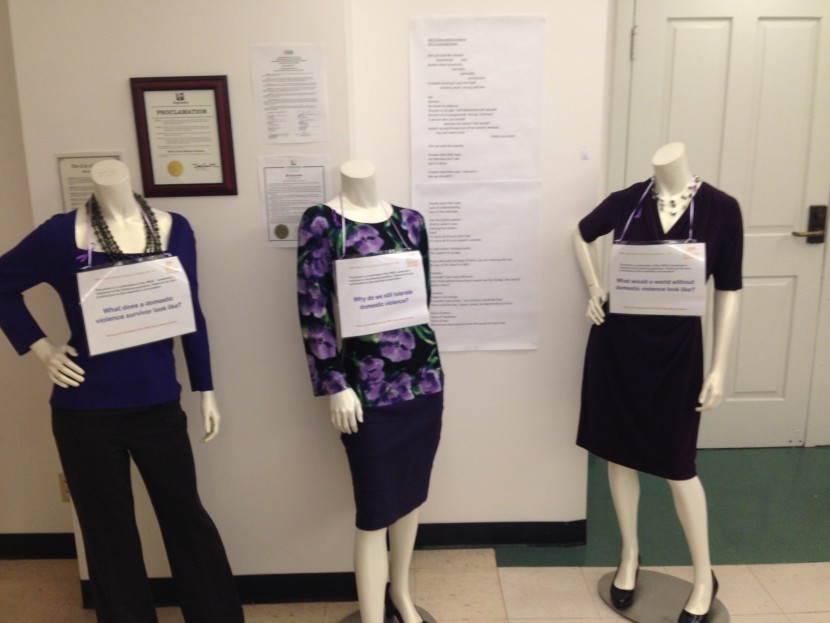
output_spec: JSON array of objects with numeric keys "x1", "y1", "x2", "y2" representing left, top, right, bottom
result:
[{"x1": 651, "y1": 175, "x2": 701, "y2": 217}]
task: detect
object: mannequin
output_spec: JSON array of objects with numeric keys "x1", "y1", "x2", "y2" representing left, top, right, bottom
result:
[
  {"x1": 0, "y1": 160, "x2": 242, "y2": 622},
  {"x1": 33, "y1": 160, "x2": 221, "y2": 439},
  {"x1": 573, "y1": 143, "x2": 742, "y2": 623},
  {"x1": 297, "y1": 160, "x2": 443, "y2": 623},
  {"x1": 330, "y1": 162, "x2": 422, "y2": 623}
]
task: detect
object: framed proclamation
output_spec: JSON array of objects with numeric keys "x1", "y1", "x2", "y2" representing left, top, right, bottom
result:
[{"x1": 130, "y1": 76, "x2": 237, "y2": 197}]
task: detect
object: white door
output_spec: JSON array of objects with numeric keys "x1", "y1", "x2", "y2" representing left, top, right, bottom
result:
[{"x1": 613, "y1": 0, "x2": 830, "y2": 447}]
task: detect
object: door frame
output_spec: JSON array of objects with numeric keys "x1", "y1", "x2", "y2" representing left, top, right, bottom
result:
[{"x1": 604, "y1": 0, "x2": 830, "y2": 447}]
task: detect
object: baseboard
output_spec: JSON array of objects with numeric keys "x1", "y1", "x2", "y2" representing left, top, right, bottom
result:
[
  {"x1": 81, "y1": 573, "x2": 358, "y2": 609},
  {"x1": 416, "y1": 520, "x2": 586, "y2": 548},
  {"x1": 10, "y1": 521, "x2": 584, "y2": 606},
  {"x1": 0, "y1": 533, "x2": 76, "y2": 559}
]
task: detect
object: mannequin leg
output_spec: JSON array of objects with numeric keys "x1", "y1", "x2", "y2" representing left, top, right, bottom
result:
[
  {"x1": 354, "y1": 526, "x2": 389, "y2": 623},
  {"x1": 130, "y1": 404, "x2": 243, "y2": 623},
  {"x1": 668, "y1": 476, "x2": 715, "y2": 615},
  {"x1": 52, "y1": 408, "x2": 159, "y2": 623},
  {"x1": 607, "y1": 462, "x2": 640, "y2": 588},
  {"x1": 388, "y1": 508, "x2": 421, "y2": 623}
]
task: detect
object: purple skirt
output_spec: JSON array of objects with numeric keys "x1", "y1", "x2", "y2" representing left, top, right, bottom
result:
[{"x1": 341, "y1": 392, "x2": 443, "y2": 530}]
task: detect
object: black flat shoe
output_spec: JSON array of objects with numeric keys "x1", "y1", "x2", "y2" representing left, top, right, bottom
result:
[
  {"x1": 385, "y1": 583, "x2": 426, "y2": 623},
  {"x1": 677, "y1": 571, "x2": 719, "y2": 623},
  {"x1": 610, "y1": 556, "x2": 640, "y2": 610}
]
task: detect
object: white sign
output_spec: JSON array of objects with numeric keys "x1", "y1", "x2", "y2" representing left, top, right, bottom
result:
[
  {"x1": 77, "y1": 256, "x2": 196, "y2": 355},
  {"x1": 143, "y1": 89, "x2": 224, "y2": 185},
  {"x1": 410, "y1": 16, "x2": 545, "y2": 184},
  {"x1": 335, "y1": 251, "x2": 430, "y2": 338},
  {"x1": 414, "y1": 181, "x2": 539, "y2": 351},
  {"x1": 258, "y1": 154, "x2": 328, "y2": 246},
  {"x1": 609, "y1": 242, "x2": 707, "y2": 316},
  {"x1": 251, "y1": 43, "x2": 329, "y2": 144},
  {"x1": 409, "y1": 16, "x2": 545, "y2": 351}
]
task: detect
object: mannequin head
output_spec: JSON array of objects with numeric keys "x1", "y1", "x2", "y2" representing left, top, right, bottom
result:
[
  {"x1": 337, "y1": 159, "x2": 383, "y2": 217},
  {"x1": 651, "y1": 142, "x2": 686, "y2": 168},
  {"x1": 340, "y1": 159, "x2": 376, "y2": 181},
  {"x1": 91, "y1": 160, "x2": 130, "y2": 188},
  {"x1": 90, "y1": 160, "x2": 138, "y2": 216},
  {"x1": 651, "y1": 142, "x2": 692, "y2": 197}
]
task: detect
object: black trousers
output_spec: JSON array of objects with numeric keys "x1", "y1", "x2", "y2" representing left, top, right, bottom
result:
[{"x1": 52, "y1": 400, "x2": 244, "y2": 623}]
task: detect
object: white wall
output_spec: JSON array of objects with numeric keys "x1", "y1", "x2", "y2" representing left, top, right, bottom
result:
[
  {"x1": 0, "y1": 0, "x2": 73, "y2": 535},
  {"x1": 4, "y1": 0, "x2": 611, "y2": 576},
  {"x1": 348, "y1": 0, "x2": 610, "y2": 526}
]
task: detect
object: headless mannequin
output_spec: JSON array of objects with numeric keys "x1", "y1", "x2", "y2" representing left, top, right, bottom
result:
[
  {"x1": 573, "y1": 143, "x2": 740, "y2": 617},
  {"x1": 327, "y1": 160, "x2": 423, "y2": 623},
  {"x1": 30, "y1": 159, "x2": 220, "y2": 441}
]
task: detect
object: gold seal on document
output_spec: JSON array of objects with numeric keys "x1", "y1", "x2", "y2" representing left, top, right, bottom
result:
[
  {"x1": 167, "y1": 161, "x2": 185, "y2": 177},
  {"x1": 275, "y1": 224, "x2": 290, "y2": 240}
]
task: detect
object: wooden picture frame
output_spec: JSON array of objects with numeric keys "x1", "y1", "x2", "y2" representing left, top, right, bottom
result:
[{"x1": 130, "y1": 75, "x2": 237, "y2": 197}]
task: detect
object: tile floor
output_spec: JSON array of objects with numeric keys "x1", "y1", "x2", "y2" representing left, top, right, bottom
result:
[{"x1": 2, "y1": 549, "x2": 829, "y2": 622}]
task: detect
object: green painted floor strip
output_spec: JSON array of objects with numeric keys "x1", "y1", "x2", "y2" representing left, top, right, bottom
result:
[{"x1": 496, "y1": 447, "x2": 830, "y2": 567}]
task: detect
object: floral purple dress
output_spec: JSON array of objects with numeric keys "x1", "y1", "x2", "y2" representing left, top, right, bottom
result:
[{"x1": 297, "y1": 203, "x2": 444, "y2": 530}]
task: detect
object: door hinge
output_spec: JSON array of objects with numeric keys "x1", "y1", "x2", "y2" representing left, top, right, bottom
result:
[{"x1": 630, "y1": 24, "x2": 637, "y2": 61}]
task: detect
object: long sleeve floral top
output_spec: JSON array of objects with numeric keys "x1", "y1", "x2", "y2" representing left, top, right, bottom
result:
[{"x1": 297, "y1": 204, "x2": 443, "y2": 408}]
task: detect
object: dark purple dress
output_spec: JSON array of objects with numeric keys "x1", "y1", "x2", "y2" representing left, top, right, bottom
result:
[{"x1": 576, "y1": 181, "x2": 743, "y2": 480}]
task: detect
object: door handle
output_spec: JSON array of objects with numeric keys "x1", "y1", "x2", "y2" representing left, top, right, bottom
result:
[{"x1": 792, "y1": 205, "x2": 826, "y2": 244}]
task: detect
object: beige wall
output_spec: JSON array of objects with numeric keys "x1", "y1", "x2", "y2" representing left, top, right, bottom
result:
[
  {"x1": 3, "y1": 0, "x2": 610, "y2": 576},
  {"x1": 0, "y1": 0, "x2": 73, "y2": 533}
]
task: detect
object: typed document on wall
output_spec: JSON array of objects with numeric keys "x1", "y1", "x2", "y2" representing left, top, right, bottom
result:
[{"x1": 410, "y1": 16, "x2": 545, "y2": 351}]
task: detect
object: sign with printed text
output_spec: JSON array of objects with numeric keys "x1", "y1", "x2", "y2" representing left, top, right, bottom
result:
[
  {"x1": 77, "y1": 256, "x2": 196, "y2": 355},
  {"x1": 609, "y1": 242, "x2": 707, "y2": 316},
  {"x1": 335, "y1": 250, "x2": 430, "y2": 338}
]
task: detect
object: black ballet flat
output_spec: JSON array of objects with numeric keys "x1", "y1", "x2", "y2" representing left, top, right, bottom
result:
[
  {"x1": 610, "y1": 555, "x2": 640, "y2": 610},
  {"x1": 385, "y1": 584, "x2": 426, "y2": 623},
  {"x1": 677, "y1": 571, "x2": 719, "y2": 623}
]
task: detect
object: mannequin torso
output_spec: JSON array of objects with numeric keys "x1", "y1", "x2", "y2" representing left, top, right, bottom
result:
[
  {"x1": 327, "y1": 160, "x2": 391, "y2": 431},
  {"x1": 298, "y1": 159, "x2": 443, "y2": 432},
  {"x1": 6, "y1": 159, "x2": 220, "y2": 439}
]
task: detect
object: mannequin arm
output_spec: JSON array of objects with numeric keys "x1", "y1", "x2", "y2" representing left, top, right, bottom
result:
[
  {"x1": 200, "y1": 390, "x2": 221, "y2": 442},
  {"x1": 697, "y1": 289, "x2": 741, "y2": 412},
  {"x1": 30, "y1": 337, "x2": 85, "y2": 388},
  {"x1": 573, "y1": 229, "x2": 608, "y2": 325},
  {"x1": 329, "y1": 387, "x2": 363, "y2": 434}
]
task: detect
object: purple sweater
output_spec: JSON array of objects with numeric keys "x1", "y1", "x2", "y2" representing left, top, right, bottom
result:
[{"x1": 0, "y1": 211, "x2": 213, "y2": 409}]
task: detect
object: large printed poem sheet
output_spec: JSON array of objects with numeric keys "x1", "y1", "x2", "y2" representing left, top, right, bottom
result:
[{"x1": 410, "y1": 16, "x2": 545, "y2": 350}]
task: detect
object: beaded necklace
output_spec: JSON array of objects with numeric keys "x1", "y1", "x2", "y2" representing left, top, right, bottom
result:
[
  {"x1": 88, "y1": 193, "x2": 162, "y2": 262},
  {"x1": 650, "y1": 175, "x2": 702, "y2": 217}
]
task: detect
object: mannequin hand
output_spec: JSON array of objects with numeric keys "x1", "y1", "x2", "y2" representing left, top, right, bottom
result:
[
  {"x1": 329, "y1": 388, "x2": 363, "y2": 434},
  {"x1": 586, "y1": 287, "x2": 608, "y2": 325},
  {"x1": 200, "y1": 391, "x2": 221, "y2": 442},
  {"x1": 30, "y1": 338, "x2": 85, "y2": 388},
  {"x1": 696, "y1": 370, "x2": 724, "y2": 412}
]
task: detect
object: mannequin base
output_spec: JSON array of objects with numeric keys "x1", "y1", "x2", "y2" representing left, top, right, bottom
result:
[
  {"x1": 338, "y1": 605, "x2": 437, "y2": 623},
  {"x1": 598, "y1": 569, "x2": 729, "y2": 623}
]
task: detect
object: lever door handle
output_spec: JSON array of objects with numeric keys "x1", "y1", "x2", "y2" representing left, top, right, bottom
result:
[{"x1": 794, "y1": 206, "x2": 826, "y2": 243}]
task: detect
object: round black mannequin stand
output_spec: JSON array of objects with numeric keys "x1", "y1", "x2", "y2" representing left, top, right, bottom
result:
[
  {"x1": 598, "y1": 570, "x2": 729, "y2": 623},
  {"x1": 338, "y1": 607, "x2": 437, "y2": 623}
]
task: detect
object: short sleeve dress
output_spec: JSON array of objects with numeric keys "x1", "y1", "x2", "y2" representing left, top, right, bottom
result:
[
  {"x1": 576, "y1": 181, "x2": 743, "y2": 480},
  {"x1": 297, "y1": 204, "x2": 444, "y2": 530}
]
